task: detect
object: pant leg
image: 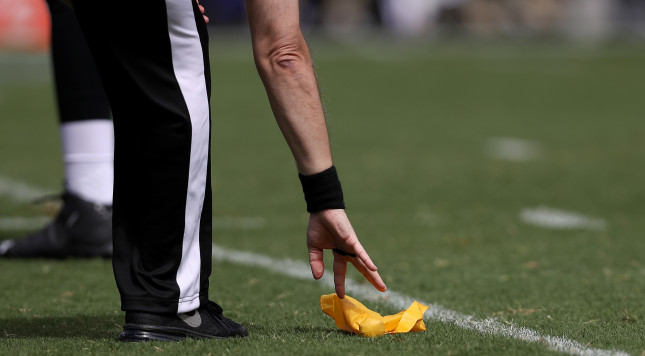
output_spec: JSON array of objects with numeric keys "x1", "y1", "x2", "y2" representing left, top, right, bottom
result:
[
  {"x1": 47, "y1": 0, "x2": 114, "y2": 204},
  {"x1": 47, "y1": 0, "x2": 110, "y2": 122},
  {"x1": 70, "y1": 0, "x2": 213, "y2": 314}
]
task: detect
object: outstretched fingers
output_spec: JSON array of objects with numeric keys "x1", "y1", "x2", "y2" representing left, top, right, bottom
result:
[
  {"x1": 332, "y1": 249, "x2": 387, "y2": 299},
  {"x1": 307, "y1": 210, "x2": 387, "y2": 297},
  {"x1": 347, "y1": 239, "x2": 378, "y2": 272},
  {"x1": 350, "y1": 255, "x2": 387, "y2": 292},
  {"x1": 329, "y1": 219, "x2": 386, "y2": 294}
]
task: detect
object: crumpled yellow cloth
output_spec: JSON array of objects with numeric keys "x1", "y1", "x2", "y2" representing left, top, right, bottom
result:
[{"x1": 320, "y1": 293, "x2": 428, "y2": 337}]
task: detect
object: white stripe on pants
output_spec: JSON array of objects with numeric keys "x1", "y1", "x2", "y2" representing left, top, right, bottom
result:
[{"x1": 165, "y1": 0, "x2": 210, "y2": 314}]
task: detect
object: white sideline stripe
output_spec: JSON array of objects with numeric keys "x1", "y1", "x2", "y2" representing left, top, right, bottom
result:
[
  {"x1": 520, "y1": 206, "x2": 607, "y2": 230},
  {"x1": 212, "y1": 244, "x2": 627, "y2": 356},
  {"x1": 485, "y1": 137, "x2": 542, "y2": 162},
  {"x1": 0, "y1": 176, "x2": 53, "y2": 202},
  {"x1": 0, "y1": 216, "x2": 50, "y2": 230}
]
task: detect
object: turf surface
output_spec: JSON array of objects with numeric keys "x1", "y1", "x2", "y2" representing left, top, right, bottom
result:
[{"x1": 1, "y1": 36, "x2": 644, "y2": 355}]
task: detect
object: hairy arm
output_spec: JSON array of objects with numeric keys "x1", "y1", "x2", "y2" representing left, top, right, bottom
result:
[
  {"x1": 246, "y1": 0, "x2": 386, "y2": 297},
  {"x1": 246, "y1": 0, "x2": 331, "y2": 175}
]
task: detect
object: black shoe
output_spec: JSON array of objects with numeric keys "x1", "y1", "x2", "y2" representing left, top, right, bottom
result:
[
  {"x1": 0, "y1": 192, "x2": 112, "y2": 258},
  {"x1": 119, "y1": 301, "x2": 248, "y2": 342}
]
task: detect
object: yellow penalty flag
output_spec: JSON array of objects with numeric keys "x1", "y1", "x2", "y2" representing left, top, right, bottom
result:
[{"x1": 320, "y1": 293, "x2": 428, "y2": 337}]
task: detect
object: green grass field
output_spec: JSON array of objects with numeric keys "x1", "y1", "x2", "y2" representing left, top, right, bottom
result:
[{"x1": 1, "y1": 36, "x2": 644, "y2": 355}]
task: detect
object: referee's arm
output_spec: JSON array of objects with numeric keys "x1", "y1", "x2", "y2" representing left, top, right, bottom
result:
[
  {"x1": 246, "y1": 0, "x2": 387, "y2": 298},
  {"x1": 246, "y1": 0, "x2": 332, "y2": 176}
]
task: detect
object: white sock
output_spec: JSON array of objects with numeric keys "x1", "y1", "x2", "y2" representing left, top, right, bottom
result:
[{"x1": 60, "y1": 120, "x2": 114, "y2": 205}]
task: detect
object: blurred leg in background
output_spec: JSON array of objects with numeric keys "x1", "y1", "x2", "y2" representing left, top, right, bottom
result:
[{"x1": 0, "y1": 0, "x2": 113, "y2": 258}]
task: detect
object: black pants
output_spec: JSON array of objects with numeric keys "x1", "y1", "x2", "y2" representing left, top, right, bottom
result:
[
  {"x1": 64, "y1": 0, "x2": 213, "y2": 314},
  {"x1": 47, "y1": 0, "x2": 110, "y2": 122}
]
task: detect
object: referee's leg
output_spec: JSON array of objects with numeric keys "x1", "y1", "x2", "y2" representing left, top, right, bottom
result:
[
  {"x1": 0, "y1": 0, "x2": 113, "y2": 259},
  {"x1": 70, "y1": 0, "x2": 213, "y2": 315}
]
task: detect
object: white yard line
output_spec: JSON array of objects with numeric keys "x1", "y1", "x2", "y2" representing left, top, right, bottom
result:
[
  {"x1": 0, "y1": 175, "x2": 53, "y2": 202},
  {"x1": 520, "y1": 206, "x2": 608, "y2": 230},
  {"x1": 213, "y1": 244, "x2": 628, "y2": 356},
  {"x1": 485, "y1": 137, "x2": 542, "y2": 162}
]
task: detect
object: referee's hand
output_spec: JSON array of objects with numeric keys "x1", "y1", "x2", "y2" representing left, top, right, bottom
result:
[
  {"x1": 306, "y1": 209, "x2": 387, "y2": 298},
  {"x1": 196, "y1": 0, "x2": 209, "y2": 24}
]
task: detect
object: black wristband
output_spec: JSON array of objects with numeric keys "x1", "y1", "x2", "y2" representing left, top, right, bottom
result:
[
  {"x1": 298, "y1": 166, "x2": 346, "y2": 213},
  {"x1": 333, "y1": 248, "x2": 356, "y2": 258}
]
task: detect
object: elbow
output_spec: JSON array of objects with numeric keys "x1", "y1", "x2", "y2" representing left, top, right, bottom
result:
[
  {"x1": 271, "y1": 43, "x2": 306, "y2": 70},
  {"x1": 255, "y1": 35, "x2": 310, "y2": 75}
]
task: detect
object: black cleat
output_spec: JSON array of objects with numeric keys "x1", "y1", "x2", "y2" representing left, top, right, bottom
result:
[
  {"x1": 0, "y1": 192, "x2": 112, "y2": 258},
  {"x1": 119, "y1": 301, "x2": 248, "y2": 342}
]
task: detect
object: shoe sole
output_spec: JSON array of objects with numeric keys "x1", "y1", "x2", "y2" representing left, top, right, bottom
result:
[{"x1": 119, "y1": 324, "x2": 228, "y2": 342}]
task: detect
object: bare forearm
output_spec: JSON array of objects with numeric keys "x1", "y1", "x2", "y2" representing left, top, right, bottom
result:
[{"x1": 247, "y1": 0, "x2": 332, "y2": 175}]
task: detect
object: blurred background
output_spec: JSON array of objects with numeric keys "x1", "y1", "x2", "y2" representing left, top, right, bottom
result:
[
  {"x1": 1, "y1": 1, "x2": 645, "y2": 354},
  {"x1": 2, "y1": 0, "x2": 645, "y2": 51}
]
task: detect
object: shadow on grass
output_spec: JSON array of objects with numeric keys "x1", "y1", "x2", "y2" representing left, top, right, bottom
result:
[
  {"x1": 248, "y1": 323, "x2": 346, "y2": 336},
  {"x1": 0, "y1": 314, "x2": 122, "y2": 340}
]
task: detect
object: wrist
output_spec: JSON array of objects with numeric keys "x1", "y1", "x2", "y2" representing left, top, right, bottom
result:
[{"x1": 298, "y1": 166, "x2": 345, "y2": 213}]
